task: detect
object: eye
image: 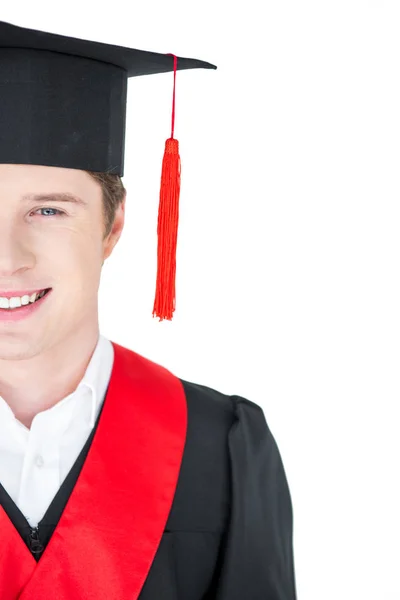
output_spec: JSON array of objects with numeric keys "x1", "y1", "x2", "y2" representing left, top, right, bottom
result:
[{"x1": 32, "y1": 207, "x2": 66, "y2": 217}]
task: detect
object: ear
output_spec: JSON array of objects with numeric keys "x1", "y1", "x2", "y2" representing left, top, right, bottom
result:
[{"x1": 102, "y1": 191, "x2": 126, "y2": 262}]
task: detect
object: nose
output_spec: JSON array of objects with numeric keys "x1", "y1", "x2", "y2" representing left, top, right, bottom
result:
[{"x1": 0, "y1": 223, "x2": 35, "y2": 277}]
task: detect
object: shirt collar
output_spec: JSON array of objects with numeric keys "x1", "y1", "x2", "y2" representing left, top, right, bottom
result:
[{"x1": 75, "y1": 333, "x2": 114, "y2": 428}]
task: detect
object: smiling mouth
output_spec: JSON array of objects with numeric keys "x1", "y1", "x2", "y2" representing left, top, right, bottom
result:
[{"x1": 0, "y1": 288, "x2": 52, "y2": 311}]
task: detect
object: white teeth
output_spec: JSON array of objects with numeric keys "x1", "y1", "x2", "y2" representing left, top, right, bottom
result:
[
  {"x1": 0, "y1": 289, "x2": 47, "y2": 310},
  {"x1": 8, "y1": 297, "x2": 22, "y2": 308}
]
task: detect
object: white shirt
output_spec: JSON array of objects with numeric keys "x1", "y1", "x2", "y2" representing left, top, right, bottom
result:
[{"x1": 0, "y1": 333, "x2": 114, "y2": 528}]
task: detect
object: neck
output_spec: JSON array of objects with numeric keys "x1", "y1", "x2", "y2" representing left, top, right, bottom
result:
[{"x1": 0, "y1": 326, "x2": 100, "y2": 430}]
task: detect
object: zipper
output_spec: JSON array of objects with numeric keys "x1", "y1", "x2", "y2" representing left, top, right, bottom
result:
[{"x1": 28, "y1": 525, "x2": 44, "y2": 556}]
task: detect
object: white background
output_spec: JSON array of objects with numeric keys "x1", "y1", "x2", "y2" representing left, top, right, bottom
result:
[{"x1": 2, "y1": 2, "x2": 400, "y2": 598}]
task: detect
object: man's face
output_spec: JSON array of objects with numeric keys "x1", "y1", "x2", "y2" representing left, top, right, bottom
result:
[{"x1": 0, "y1": 164, "x2": 125, "y2": 360}]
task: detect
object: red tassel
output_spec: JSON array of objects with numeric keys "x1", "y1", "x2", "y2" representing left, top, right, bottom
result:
[
  {"x1": 152, "y1": 137, "x2": 181, "y2": 321},
  {"x1": 153, "y1": 54, "x2": 181, "y2": 322}
]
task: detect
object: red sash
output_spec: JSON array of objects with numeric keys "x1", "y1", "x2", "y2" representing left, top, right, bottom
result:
[{"x1": 0, "y1": 340, "x2": 187, "y2": 599}]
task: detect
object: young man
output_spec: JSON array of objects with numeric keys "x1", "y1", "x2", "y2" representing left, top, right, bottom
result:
[{"x1": 0, "y1": 19, "x2": 297, "y2": 599}]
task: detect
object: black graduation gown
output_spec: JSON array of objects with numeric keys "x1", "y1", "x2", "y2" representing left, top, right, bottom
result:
[{"x1": 0, "y1": 377, "x2": 297, "y2": 599}]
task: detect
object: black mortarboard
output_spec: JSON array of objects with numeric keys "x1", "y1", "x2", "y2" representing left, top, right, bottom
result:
[{"x1": 0, "y1": 20, "x2": 217, "y2": 321}]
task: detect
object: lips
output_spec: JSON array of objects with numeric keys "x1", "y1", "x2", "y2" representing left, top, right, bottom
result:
[
  {"x1": 0, "y1": 288, "x2": 51, "y2": 310},
  {"x1": 0, "y1": 287, "x2": 52, "y2": 321},
  {"x1": 35, "y1": 288, "x2": 51, "y2": 301},
  {"x1": 0, "y1": 287, "x2": 52, "y2": 300},
  {"x1": 27, "y1": 288, "x2": 52, "y2": 305}
]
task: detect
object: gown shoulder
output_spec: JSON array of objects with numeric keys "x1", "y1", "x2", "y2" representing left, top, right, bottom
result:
[{"x1": 179, "y1": 380, "x2": 298, "y2": 599}]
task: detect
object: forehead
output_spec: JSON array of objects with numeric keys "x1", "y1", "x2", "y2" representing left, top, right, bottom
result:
[{"x1": 0, "y1": 164, "x2": 99, "y2": 198}]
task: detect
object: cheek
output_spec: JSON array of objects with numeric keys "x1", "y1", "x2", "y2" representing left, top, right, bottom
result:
[
  {"x1": 37, "y1": 228, "x2": 104, "y2": 283},
  {"x1": 44, "y1": 238, "x2": 102, "y2": 281},
  {"x1": 43, "y1": 228, "x2": 99, "y2": 257}
]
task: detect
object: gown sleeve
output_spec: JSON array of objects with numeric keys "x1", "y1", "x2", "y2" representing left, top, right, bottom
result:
[{"x1": 214, "y1": 395, "x2": 298, "y2": 600}]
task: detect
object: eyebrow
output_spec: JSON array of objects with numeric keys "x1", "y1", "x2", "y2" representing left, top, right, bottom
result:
[{"x1": 22, "y1": 193, "x2": 88, "y2": 207}]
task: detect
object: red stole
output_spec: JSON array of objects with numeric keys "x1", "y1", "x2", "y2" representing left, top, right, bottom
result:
[{"x1": 0, "y1": 340, "x2": 188, "y2": 599}]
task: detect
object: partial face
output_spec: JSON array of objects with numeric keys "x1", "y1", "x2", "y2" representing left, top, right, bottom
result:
[{"x1": 0, "y1": 164, "x2": 125, "y2": 360}]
